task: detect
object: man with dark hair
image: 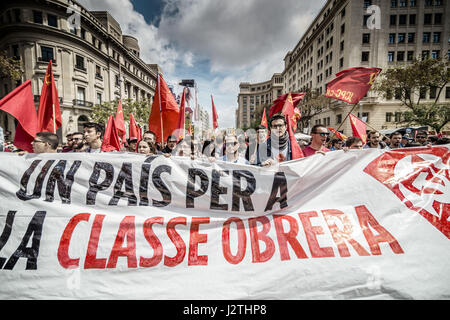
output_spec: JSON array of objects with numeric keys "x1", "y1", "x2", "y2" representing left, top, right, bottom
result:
[
  {"x1": 127, "y1": 138, "x2": 138, "y2": 152},
  {"x1": 345, "y1": 136, "x2": 363, "y2": 149},
  {"x1": 414, "y1": 130, "x2": 430, "y2": 146},
  {"x1": 83, "y1": 122, "x2": 103, "y2": 153},
  {"x1": 303, "y1": 124, "x2": 331, "y2": 157},
  {"x1": 62, "y1": 133, "x2": 73, "y2": 152},
  {"x1": 261, "y1": 114, "x2": 297, "y2": 166},
  {"x1": 161, "y1": 135, "x2": 178, "y2": 154},
  {"x1": 364, "y1": 131, "x2": 387, "y2": 149},
  {"x1": 32, "y1": 132, "x2": 59, "y2": 153},
  {"x1": 330, "y1": 138, "x2": 343, "y2": 151},
  {"x1": 246, "y1": 125, "x2": 268, "y2": 165},
  {"x1": 70, "y1": 132, "x2": 85, "y2": 152},
  {"x1": 143, "y1": 131, "x2": 156, "y2": 145},
  {"x1": 389, "y1": 131, "x2": 403, "y2": 149}
]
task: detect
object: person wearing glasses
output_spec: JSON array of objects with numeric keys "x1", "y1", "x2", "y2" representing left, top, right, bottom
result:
[
  {"x1": 223, "y1": 135, "x2": 249, "y2": 164},
  {"x1": 414, "y1": 131, "x2": 430, "y2": 146},
  {"x1": 261, "y1": 114, "x2": 298, "y2": 167},
  {"x1": 61, "y1": 133, "x2": 74, "y2": 153},
  {"x1": 302, "y1": 124, "x2": 331, "y2": 157},
  {"x1": 31, "y1": 132, "x2": 59, "y2": 154},
  {"x1": 69, "y1": 132, "x2": 86, "y2": 152}
]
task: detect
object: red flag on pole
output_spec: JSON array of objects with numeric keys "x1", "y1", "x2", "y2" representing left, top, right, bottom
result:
[
  {"x1": 0, "y1": 80, "x2": 38, "y2": 152},
  {"x1": 129, "y1": 113, "x2": 141, "y2": 140},
  {"x1": 37, "y1": 60, "x2": 61, "y2": 133},
  {"x1": 115, "y1": 100, "x2": 126, "y2": 144},
  {"x1": 281, "y1": 93, "x2": 302, "y2": 131},
  {"x1": 261, "y1": 108, "x2": 269, "y2": 139},
  {"x1": 285, "y1": 114, "x2": 304, "y2": 160},
  {"x1": 148, "y1": 73, "x2": 180, "y2": 143},
  {"x1": 211, "y1": 95, "x2": 219, "y2": 130},
  {"x1": 349, "y1": 113, "x2": 367, "y2": 144},
  {"x1": 269, "y1": 92, "x2": 305, "y2": 117},
  {"x1": 325, "y1": 67, "x2": 382, "y2": 105},
  {"x1": 176, "y1": 87, "x2": 186, "y2": 141},
  {"x1": 328, "y1": 127, "x2": 348, "y2": 141},
  {"x1": 101, "y1": 115, "x2": 121, "y2": 152}
]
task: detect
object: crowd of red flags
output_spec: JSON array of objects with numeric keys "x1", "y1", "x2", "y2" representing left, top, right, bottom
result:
[{"x1": 0, "y1": 61, "x2": 381, "y2": 154}]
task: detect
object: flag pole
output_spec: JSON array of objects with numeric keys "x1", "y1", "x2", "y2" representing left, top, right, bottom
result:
[
  {"x1": 52, "y1": 103, "x2": 56, "y2": 134},
  {"x1": 158, "y1": 73, "x2": 164, "y2": 144},
  {"x1": 329, "y1": 103, "x2": 358, "y2": 139}
]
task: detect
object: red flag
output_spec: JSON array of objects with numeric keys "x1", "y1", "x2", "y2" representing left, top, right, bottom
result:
[
  {"x1": 115, "y1": 100, "x2": 126, "y2": 143},
  {"x1": 176, "y1": 88, "x2": 186, "y2": 141},
  {"x1": 37, "y1": 60, "x2": 61, "y2": 133},
  {"x1": 269, "y1": 92, "x2": 305, "y2": 117},
  {"x1": 129, "y1": 113, "x2": 141, "y2": 140},
  {"x1": 349, "y1": 113, "x2": 367, "y2": 144},
  {"x1": 328, "y1": 127, "x2": 348, "y2": 141},
  {"x1": 325, "y1": 67, "x2": 382, "y2": 105},
  {"x1": 0, "y1": 80, "x2": 38, "y2": 152},
  {"x1": 280, "y1": 93, "x2": 302, "y2": 131},
  {"x1": 211, "y1": 95, "x2": 219, "y2": 130},
  {"x1": 285, "y1": 114, "x2": 304, "y2": 160},
  {"x1": 101, "y1": 115, "x2": 121, "y2": 152},
  {"x1": 148, "y1": 73, "x2": 180, "y2": 143},
  {"x1": 261, "y1": 108, "x2": 269, "y2": 139}
]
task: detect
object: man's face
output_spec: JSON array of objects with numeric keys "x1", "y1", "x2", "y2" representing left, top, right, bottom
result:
[
  {"x1": 143, "y1": 133, "x2": 156, "y2": 145},
  {"x1": 66, "y1": 136, "x2": 73, "y2": 147},
  {"x1": 311, "y1": 127, "x2": 329, "y2": 145},
  {"x1": 257, "y1": 129, "x2": 267, "y2": 143},
  {"x1": 167, "y1": 138, "x2": 177, "y2": 150},
  {"x1": 349, "y1": 141, "x2": 363, "y2": 149},
  {"x1": 129, "y1": 141, "x2": 137, "y2": 151},
  {"x1": 271, "y1": 119, "x2": 286, "y2": 137},
  {"x1": 225, "y1": 136, "x2": 238, "y2": 154},
  {"x1": 32, "y1": 137, "x2": 49, "y2": 154},
  {"x1": 369, "y1": 133, "x2": 380, "y2": 145},
  {"x1": 416, "y1": 134, "x2": 427, "y2": 144},
  {"x1": 333, "y1": 141, "x2": 343, "y2": 150},
  {"x1": 391, "y1": 134, "x2": 402, "y2": 147},
  {"x1": 84, "y1": 127, "x2": 100, "y2": 144},
  {"x1": 71, "y1": 134, "x2": 84, "y2": 150}
]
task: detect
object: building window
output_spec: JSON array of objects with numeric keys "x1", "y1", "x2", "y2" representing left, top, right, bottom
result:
[
  {"x1": 96, "y1": 93, "x2": 102, "y2": 105},
  {"x1": 95, "y1": 65, "x2": 102, "y2": 79},
  {"x1": 399, "y1": 15, "x2": 407, "y2": 25},
  {"x1": 397, "y1": 51, "x2": 405, "y2": 61},
  {"x1": 389, "y1": 33, "x2": 396, "y2": 44},
  {"x1": 398, "y1": 33, "x2": 406, "y2": 43},
  {"x1": 80, "y1": 28, "x2": 86, "y2": 40},
  {"x1": 429, "y1": 87, "x2": 437, "y2": 99},
  {"x1": 445, "y1": 87, "x2": 450, "y2": 99},
  {"x1": 340, "y1": 40, "x2": 344, "y2": 51},
  {"x1": 434, "y1": 13, "x2": 442, "y2": 24},
  {"x1": 424, "y1": 13, "x2": 432, "y2": 25},
  {"x1": 341, "y1": 23, "x2": 345, "y2": 34},
  {"x1": 47, "y1": 14, "x2": 57, "y2": 27},
  {"x1": 395, "y1": 112, "x2": 402, "y2": 122},
  {"x1": 399, "y1": 0, "x2": 407, "y2": 6},
  {"x1": 431, "y1": 50, "x2": 440, "y2": 59},
  {"x1": 435, "y1": 0, "x2": 442, "y2": 5},
  {"x1": 425, "y1": 0, "x2": 432, "y2": 5},
  {"x1": 390, "y1": 15, "x2": 396, "y2": 26},
  {"x1": 410, "y1": 0, "x2": 416, "y2": 6},
  {"x1": 33, "y1": 11, "x2": 43, "y2": 24},
  {"x1": 408, "y1": 33, "x2": 415, "y2": 43},
  {"x1": 423, "y1": 32, "x2": 431, "y2": 43},
  {"x1": 77, "y1": 87, "x2": 85, "y2": 104},
  {"x1": 420, "y1": 87, "x2": 427, "y2": 99},
  {"x1": 75, "y1": 55, "x2": 85, "y2": 70},
  {"x1": 386, "y1": 112, "x2": 393, "y2": 122},
  {"x1": 336, "y1": 114, "x2": 342, "y2": 124},
  {"x1": 409, "y1": 14, "x2": 416, "y2": 25},
  {"x1": 362, "y1": 33, "x2": 370, "y2": 44},
  {"x1": 422, "y1": 50, "x2": 430, "y2": 60},
  {"x1": 364, "y1": 0, "x2": 372, "y2": 8},
  {"x1": 433, "y1": 32, "x2": 441, "y2": 43},
  {"x1": 362, "y1": 51, "x2": 370, "y2": 62},
  {"x1": 391, "y1": 0, "x2": 398, "y2": 7},
  {"x1": 13, "y1": 9, "x2": 21, "y2": 22},
  {"x1": 388, "y1": 51, "x2": 395, "y2": 62},
  {"x1": 407, "y1": 51, "x2": 414, "y2": 61},
  {"x1": 41, "y1": 46, "x2": 54, "y2": 62},
  {"x1": 339, "y1": 57, "x2": 344, "y2": 68},
  {"x1": 363, "y1": 15, "x2": 370, "y2": 27}
]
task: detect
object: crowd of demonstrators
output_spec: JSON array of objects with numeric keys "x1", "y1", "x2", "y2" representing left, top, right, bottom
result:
[{"x1": 1, "y1": 114, "x2": 449, "y2": 165}]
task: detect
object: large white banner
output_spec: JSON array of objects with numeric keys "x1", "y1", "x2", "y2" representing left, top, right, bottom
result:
[{"x1": 0, "y1": 146, "x2": 448, "y2": 300}]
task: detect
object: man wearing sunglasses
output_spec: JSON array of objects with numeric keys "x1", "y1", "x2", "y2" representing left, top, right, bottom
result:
[
  {"x1": 70, "y1": 132, "x2": 86, "y2": 152},
  {"x1": 303, "y1": 124, "x2": 331, "y2": 157},
  {"x1": 223, "y1": 135, "x2": 249, "y2": 164},
  {"x1": 414, "y1": 130, "x2": 430, "y2": 146},
  {"x1": 31, "y1": 132, "x2": 59, "y2": 154}
]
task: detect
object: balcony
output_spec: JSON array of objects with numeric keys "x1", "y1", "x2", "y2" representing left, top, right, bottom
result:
[{"x1": 73, "y1": 99, "x2": 93, "y2": 107}]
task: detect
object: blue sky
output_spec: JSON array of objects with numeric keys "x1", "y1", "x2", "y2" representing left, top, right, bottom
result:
[{"x1": 78, "y1": 0, "x2": 325, "y2": 128}]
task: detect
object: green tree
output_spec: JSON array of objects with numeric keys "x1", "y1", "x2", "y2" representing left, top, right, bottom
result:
[
  {"x1": 90, "y1": 98, "x2": 152, "y2": 127},
  {"x1": 297, "y1": 89, "x2": 331, "y2": 132},
  {"x1": 0, "y1": 51, "x2": 22, "y2": 82},
  {"x1": 374, "y1": 58, "x2": 450, "y2": 133}
]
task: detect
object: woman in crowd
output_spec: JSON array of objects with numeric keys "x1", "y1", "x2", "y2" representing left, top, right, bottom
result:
[{"x1": 136, "y1": 139, "x2": 156, "y2": 155}]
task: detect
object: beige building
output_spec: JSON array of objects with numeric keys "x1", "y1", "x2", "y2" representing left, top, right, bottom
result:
[
  {"x1": 0, "y1": 0, "x2": 159, "y2": 143},
  {"x1": 236, "y1": 73, "x2": 284, "y2": 128},
  {"x1": 282, "y1": 0, "x2": 450, "y2": 136}
]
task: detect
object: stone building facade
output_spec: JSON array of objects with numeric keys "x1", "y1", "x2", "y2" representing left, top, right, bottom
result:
[{"x1": 0, "y1": 0, "x2": 159, "y2": 142}]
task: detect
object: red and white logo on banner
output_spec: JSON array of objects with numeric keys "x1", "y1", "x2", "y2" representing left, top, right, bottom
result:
[{"x1": 364, "y1": 147, "x2": 449, "y2": 238}]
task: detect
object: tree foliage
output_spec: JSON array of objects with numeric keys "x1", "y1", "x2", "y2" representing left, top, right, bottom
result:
[
  {"x1": 374, "y1": 58, "x2": 450, "y2": 133},
  {"x1": 90, "y1": 98, "x2": 152, "y2": 127},
  {"x1": 297, "y1": 89, "x2": 331, "y2": 132},
  {"x1": 0, "y1": 51, "x2": 22, "y2": 82}
]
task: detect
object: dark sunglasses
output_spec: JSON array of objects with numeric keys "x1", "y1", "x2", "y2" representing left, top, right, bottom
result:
[
  {"x1": 313, "y1": 132, "x2": 330, "y2": 137},
  {"x1": 416, "y1": 136, "x2": 426, "y2": 139}
]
